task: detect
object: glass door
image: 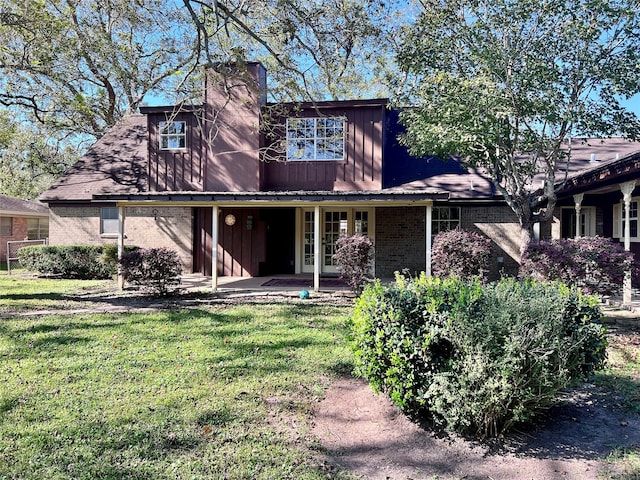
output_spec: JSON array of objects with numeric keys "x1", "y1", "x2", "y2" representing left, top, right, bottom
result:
[
  {"x1": 301, "y1": 208, "x2": 372, "y2": 274},
  {"x1": 322, "y1": 210, "x2": 349, "y2": 273}
]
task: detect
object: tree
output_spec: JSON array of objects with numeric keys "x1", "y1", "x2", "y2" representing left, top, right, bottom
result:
[
  {"x1": 395, "y1": 0, "x2": 640, "y2": 250},
  {"x1": 0, "y1": 110, "x2": 76, "y2": 200},
  {"x1": 181, "y1": 0, "x2": 411, "y2": 102},
  {"x1": 0, "y1": 0, "x2": 195, "y2": 140}
]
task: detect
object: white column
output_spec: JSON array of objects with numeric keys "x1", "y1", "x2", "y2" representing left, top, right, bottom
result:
[
  {"x1": 573, "y1": 193, "x2": 584, "y2": 238},
  {"x1": 620, "y1": 181, "x2": 636, "y2": 305},
  {"x1": 117, "y1": 205, "x2": 126, "y2": 290},
  {"x1": 425, "y1": 203, "x2": 432, "y2": 277},
  {"x1": 211, "y1": 205, "x2": 219, "y2": 292},
  {"x1": 313, "y1": 206, "x2": 321, "y2": 292}
]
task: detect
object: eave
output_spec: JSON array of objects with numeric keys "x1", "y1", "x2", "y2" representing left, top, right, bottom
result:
[{"x1": 92, "y1": 190, "x2": 449, "y2": 208}]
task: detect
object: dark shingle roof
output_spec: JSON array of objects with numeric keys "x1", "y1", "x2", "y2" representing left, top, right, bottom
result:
[
  {"x1": 39, "y1": 114, "x2": 148, "y2": 202},
  {"x1": 0, "y1": 195, "x2": 49, "y2": 216}
]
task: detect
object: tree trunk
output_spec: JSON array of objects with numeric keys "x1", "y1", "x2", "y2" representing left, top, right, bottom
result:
[{"x1": 519, "y1": 222, "x2": 534, "y2": 260}]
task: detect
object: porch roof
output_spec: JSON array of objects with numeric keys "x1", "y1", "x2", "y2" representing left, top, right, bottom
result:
[{"x1": 93, "y1": 189, "x2": 450, "y2": 207}]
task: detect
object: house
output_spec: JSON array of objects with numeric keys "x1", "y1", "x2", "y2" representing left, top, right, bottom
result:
[
  {"x1": 0, "y1": 194, "x2": 49, "y2": 265},
  {"x1": 38, "y1": 61, "x2": 640, "y2": 291}
]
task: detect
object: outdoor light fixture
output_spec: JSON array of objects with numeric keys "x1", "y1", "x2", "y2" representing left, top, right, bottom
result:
[
  {"x1": 152, "y1": 208, "x2": 159, "y2": 221},
  {"x1": 246, "y1": 215, "x2": 253, "y2": 230}
]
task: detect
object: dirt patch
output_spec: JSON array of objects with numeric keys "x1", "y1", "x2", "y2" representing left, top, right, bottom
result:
[{"x1": 312, "y1": 323, "x2": 640, "y2": 480}]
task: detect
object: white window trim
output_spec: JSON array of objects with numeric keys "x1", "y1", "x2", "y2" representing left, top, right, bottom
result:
[
  {"x1": 159, "y1": 120, "x2": 187, "y2": 150},
  {"x1": 286, "y1": 116, "x2": 346, "y2": 161},
  {"x1": 432, "y1": 206, "x2": 461, "y2": 236},
  {"x1": 561, "y1": 206, "x2": 596, "y2": 238},
  {"x1": 613, "y1": 199, "x2": 639, "y2": 241}
]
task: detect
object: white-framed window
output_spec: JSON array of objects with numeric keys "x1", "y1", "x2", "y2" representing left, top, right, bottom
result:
[
  {"x1": 432, "y1": 206, "x2": 461, "y2": 236},
  {"x1": 561, "y1": 206, "x2": 596, "y2": 238},
  {"x1": 159, "y1": 120, "x2": 186, "y2": 150},
  {"x1": 0, "y1": 217, "x2": 12, "y2": 236},
  {"x1": 286, "y1": 117, "x2": 345, "y2": 161},
  {"x1": 613, "y1": 200, "x2": 639, "y2": 241},
  {"x1": 100, "y1": 207, "x2": 119, "y2": 236},
  {"x1": 27, "y1": 218, "x2": 49, "y2": 240}
]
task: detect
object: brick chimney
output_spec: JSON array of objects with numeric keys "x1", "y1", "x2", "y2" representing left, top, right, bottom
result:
[{"x1": 202, "y1": 61, "x2": 267, "y2": 192}]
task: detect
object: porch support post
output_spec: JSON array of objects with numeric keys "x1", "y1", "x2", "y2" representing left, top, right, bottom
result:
[
  {"x1": 211, "y1": 205, "x2": 219, "y2": 292},
  {"x1": 621, "y1": 181, "x2": 636, "y2": 306},
  {"x1": 573, "y1": 193, "x2": 584, "y2": 239},
  {"x1": 313, "y1": 206, "x2": 321, "y2": 292},
  {"x1": 117, "y1": 205, "x2": 126, "y2": 290},
  {"x1": 426, "y1": 202, "x2": 432, "y2": 277}
]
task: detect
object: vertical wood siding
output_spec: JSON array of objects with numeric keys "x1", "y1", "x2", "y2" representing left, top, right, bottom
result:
[
  {"x1": 262, "y1": 104, "x2": 384, "y2": 191},
  {"x1": 148, "y1": 112, "x2": 203, "y2": 192}
]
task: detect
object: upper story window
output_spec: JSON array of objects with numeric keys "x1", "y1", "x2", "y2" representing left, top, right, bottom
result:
[
  {"x1": 432, "y1": 207, "x2": 461, "y2": 236},
  {"x1": 0, "y1": 217, "x2": 12, "y2": 236},
  {"x1": 159, "y1": 121, "x2": 186, "y2": 150},
  {"x1": 286, "y1": 117, "x2": 345, "y2": 161}
]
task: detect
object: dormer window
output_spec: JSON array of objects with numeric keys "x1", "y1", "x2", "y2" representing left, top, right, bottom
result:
[
  {"x1": 286, "y1": 117, "x2": 345, "y2": 161},
  {"x1": 159, "y1": 121, "x2": 186, "y2": 150}
]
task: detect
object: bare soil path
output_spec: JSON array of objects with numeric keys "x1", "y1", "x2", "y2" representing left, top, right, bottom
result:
[{"x1": 312, "y1": 319, "x2": 640, "y2": 480}]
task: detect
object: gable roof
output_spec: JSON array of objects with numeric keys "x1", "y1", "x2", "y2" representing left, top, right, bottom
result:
[
  {"x1": 0, "y1": 195, "x2": 48, "y2": 216},
  {"x1": 39, "y1": 114, "x2": 148, "y2": 202}
]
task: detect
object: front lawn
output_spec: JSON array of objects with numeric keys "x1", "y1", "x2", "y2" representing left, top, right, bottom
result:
[{"x1": 0, "y1": 277, "x2": 354, "y2": 479}]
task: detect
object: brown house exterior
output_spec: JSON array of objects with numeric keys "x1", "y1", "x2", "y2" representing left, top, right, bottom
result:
[
  {"x1": 0, "y1": 195, "x2": 49, "y2": 264},
  {"x1": 39, "y1": 61, "x2": 640, "y2": 290}
]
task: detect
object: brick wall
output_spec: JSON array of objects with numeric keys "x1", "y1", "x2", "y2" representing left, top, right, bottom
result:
[
  {"x1": 49, "y1": 206, "x2": 193, "y2": 271},
  {"x1": 0, "y1": 217, "x2": 29, "y2": 262},
  {"x1": 375, "y1": 206, "x2": 426, "y2": 278},
  {"x1": 374, "y1": 204, "x2": 529, "y2": 281},
  {"x1": 460, "y1": 204, "x2": 522, "y2": 278}
]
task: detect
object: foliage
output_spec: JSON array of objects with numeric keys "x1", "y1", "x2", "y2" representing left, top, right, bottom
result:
[
  {"x1": 0, "y1": 278, "x2": 353, "y2": 478},
  {"x1": 520, "y1": 236, "x2": 634, "y2": 296},
  {"x1": 0, "y1": 110, "x2": 76, "y2": 200},
  {"x1": 0, "y1": 0, "x2": 194, "y2": 140},
  {"x1": 332, "y1": 234, "x2": 374, "y2": 293},
  {"x1": 351, "y1": 274, "x2": 607, "y2": 437},
  {"x1": 395, "y1": 0, "x2": 640, "y2": 246},
  {"x1": 119, "y1": 247, "x2": 183, "y2": 295},
  {"x1": 17, "y1": 244, "x2": 115, "y2": 279},
  {"x1": 431, "y1": 228, "x2": 492, "y2": 280}
]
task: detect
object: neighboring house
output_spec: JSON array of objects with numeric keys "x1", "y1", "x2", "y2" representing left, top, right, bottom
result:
[
  {"x1": 38, "y1": 61, "x2": 640, "y2": 290},
  {"x1": 0, "y1": 194, "x2": 49, "y2": 264}
]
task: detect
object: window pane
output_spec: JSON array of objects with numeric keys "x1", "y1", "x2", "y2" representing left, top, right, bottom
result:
[
  {"x1": 101, "y1": 207, "x2": 119, "y2": 234},
  {"x1": 0, "y1": 217, "x2": 12, "y2": 236},
  {"x1": 286, "y1": 117, "x2": 344, "y2": 161}
]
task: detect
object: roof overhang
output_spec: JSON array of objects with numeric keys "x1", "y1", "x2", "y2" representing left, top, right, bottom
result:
[{"x1": 92, "y1": 190, "x2": 449, "y2": 207}]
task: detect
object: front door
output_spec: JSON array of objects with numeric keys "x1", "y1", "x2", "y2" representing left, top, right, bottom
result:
[{"x1": 301, "y1": 208, "x2": 372, "y2": 274}]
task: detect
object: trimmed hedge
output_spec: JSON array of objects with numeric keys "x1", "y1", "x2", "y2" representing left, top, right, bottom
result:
[
  {"x1": 351, "y1": 273, "x2": 607, "y2": 437},
  {"x1": 17, "y1": 245, "x2": 118, "y2": 279}
]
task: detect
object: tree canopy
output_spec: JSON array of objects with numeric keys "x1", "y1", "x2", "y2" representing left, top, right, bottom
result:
[{"x1": 396, "y1": 0, "x2": 640, "y2": 247}]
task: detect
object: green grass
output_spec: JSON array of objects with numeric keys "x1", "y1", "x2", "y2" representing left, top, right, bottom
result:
[
  {"x1": 594, "y1": 324, "x2": 640, "y2": 479},
  {"x1": 0, "y1": 275, "x2": 111, "y2": 314},
  {"x1": 0, "y1": 276, "x2": 355, "y2": 479}
]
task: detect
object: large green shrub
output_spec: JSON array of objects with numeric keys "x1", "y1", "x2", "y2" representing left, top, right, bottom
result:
[
  {"x1": 351, "y1": 274, "x2": 607, "y2": 437},
  {"x1": 17, "y1": 245, "x2": 115, "y2": 279}
]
